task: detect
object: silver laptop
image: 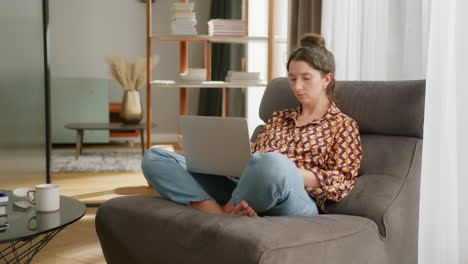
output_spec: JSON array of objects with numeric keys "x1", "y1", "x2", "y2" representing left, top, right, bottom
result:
[{"x1": 179, "y1": 115, "x2": 252, "y2": 178}]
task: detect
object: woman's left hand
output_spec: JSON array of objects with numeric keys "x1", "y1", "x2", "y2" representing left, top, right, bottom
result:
[{"x1": 298, "y1": 168, "x2": 321, "y2": 188}]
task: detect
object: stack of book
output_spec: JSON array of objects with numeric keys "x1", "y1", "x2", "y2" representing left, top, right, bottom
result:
[
  {"x1": 171, "y1": 2, "x2": 197, "y2": 35},
  {"x1": 225, "y1": 71, "x2": 262, "y2": 84},
  {"x1": 0, "y1": 192, "x2": 8, "y2": 232},
  {"x1": 180, "y1": 68, "x2": 207, "y2": 82},
  {"x1": 208, "y1": 19, "x2": 246, "y2": 36},
  {"x1": 0, "y1": 192, "x2": 8, "y2": 204}
]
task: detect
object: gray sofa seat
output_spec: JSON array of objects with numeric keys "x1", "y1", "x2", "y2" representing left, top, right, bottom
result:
[
  {"x1": 97, "y1": 196, "x2": 384, "y2": 264},
  {"x1": 96, "y1": 78, "x2": 425, "y2": 264}
]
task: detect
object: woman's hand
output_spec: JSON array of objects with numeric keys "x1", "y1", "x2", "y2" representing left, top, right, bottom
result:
[{"x1": 298, "y1": 168, "x2": 321, "y2": 188}]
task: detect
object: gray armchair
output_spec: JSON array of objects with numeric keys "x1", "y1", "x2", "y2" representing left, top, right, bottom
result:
[{"x1": 96, "y1": 78, "x2": 425, "y2": 264}]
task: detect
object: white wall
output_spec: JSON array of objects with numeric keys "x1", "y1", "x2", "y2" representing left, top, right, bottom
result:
[{"x1": 49, "y1": 0, "x2": 211, "y2": 143}]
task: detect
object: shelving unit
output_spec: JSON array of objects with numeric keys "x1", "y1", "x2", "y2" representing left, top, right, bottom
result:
[
  {"x1": 152, "y1": 34, "x2": 268, "y2": 43},
  {"x1": 145, "y1": 0, "x2": 272, "y2": 149},
  {"x1": 151, "y1": 80, "x2": 267, "y2": 88}
]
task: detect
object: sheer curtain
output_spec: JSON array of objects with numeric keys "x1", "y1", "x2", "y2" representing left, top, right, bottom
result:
[
  {"x1": 321, "y1": 0, "x2": 430, "y2": 81},
  {"x1": 419, "y1": 0, "x2": 468, "y2": 263},
  {"x1": 322, "y1": 0, "x2": 468, "y2": 263}
]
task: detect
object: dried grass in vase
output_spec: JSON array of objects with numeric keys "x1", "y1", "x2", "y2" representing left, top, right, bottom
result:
[{"x1": 106, "y1": 56, "x2": 158, "y2": 91}]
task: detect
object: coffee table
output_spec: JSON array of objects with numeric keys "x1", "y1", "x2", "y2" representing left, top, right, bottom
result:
[
  {"x1": 0, "y1": 191, "x2": 86, "y2": 264},
  {"x1": 65, "y1": 122, "x2": 154, "y2": 159}
]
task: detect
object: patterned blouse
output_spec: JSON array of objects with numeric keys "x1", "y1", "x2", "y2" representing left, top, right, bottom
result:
[{"x1": 250, "y1": 103, "x2": 362, "y2": 212}]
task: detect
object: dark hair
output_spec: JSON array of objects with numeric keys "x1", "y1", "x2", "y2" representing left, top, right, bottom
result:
[{"x1": 287, "y1": 33, "x2": 336, "y2": 103}]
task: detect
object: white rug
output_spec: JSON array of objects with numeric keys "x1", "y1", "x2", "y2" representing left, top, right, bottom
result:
[{"x1": 51, "y1": 149, "x2": 143, "y2": 173}]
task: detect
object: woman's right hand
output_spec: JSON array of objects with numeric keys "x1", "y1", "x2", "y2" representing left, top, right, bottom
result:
[{"x1": 299, "y1": 168, "x2": 321, "y2": 188}]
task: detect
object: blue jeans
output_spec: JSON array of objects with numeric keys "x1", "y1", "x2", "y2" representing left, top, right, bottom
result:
[{"x1": 141, "y1": 147, "x2": 319, "y2": 216}]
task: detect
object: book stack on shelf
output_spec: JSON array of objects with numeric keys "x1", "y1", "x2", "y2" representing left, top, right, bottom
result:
[
  {"x1": 225, "y1": 71, "x2": 262, "y2": 84},
  {"x1": 208, "y1": 19, "x2": 246, "y2": 36},
  {"x1": 180, "y1": 68, "x2": 207, "y2": 82},
  {"x1": 171, "y1": 2, "x2": 197, "y2": 35}
]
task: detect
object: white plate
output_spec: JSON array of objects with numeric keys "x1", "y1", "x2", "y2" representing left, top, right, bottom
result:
[
  {"x1": 13, "y1": 201, "x2": 32, "y2": 209},
  {"x1": 12, "y1": 188, "x2": 33, "y2": 198}
]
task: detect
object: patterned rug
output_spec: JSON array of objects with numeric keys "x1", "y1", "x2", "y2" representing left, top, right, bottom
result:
[{"x1": 51, "y1": 149, "x2": 143, "y2": 173}]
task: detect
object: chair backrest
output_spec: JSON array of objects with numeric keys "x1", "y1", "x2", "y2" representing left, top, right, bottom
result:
[
  {"x1": 256, "y1": 78, "x2": 425, "y2": 239},
  {"x1": 259, "y1": 78, "x2": 425, "y2": 139}
]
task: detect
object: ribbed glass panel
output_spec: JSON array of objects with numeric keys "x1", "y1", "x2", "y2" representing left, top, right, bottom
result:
[{"x1": 0, "y1": 0, "x2": 47, "y2": 188}]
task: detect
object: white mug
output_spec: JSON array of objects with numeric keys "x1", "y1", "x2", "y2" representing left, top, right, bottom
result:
[{"x1": 26, "y1": 184, "x2": 60, "y2": 212}]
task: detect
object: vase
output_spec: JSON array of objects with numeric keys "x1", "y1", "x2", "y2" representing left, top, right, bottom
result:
[{"x1": 120, "y1": 90, "x2": 143, "y2": 124}]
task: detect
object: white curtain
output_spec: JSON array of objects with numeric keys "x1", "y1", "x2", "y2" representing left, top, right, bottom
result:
[
  {"x1": 321, "y1": 0, "x2": 431, "y2": 81},
  {"x1": 322, "y1": 0, "x2": 468, "y2": 263},
  {"x1": 419, "y1": 0, "x2": 468, "y2": 263}
]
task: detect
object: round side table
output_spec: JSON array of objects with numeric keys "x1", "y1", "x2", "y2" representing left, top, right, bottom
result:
[{"x1": 0, "y1": 190, "x2": 86, "y2": 264}]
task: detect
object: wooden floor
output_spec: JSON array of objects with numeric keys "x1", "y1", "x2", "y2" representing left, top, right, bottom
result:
[
  {"x1": 27, "y1": 142, "x2": 175, "y2": 263},
  {"x1": 52, "y1": 142, "x2": 176, "y2": 204},
  {"x1": 32, "y1": 208, "x2": 105, "y2": 264},
  {"x1": 53, "y1": 171, "x2": 157, "y2": 205}
]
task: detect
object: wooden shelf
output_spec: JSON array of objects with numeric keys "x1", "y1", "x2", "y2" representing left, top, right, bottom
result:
[
  {"x1": 151, "y1": 34, "x2": 268, "y2": 43},
  {"x1": 145, "y1": 0, "x2": 271, "y2": 149},
  {"x1": 151, "y1": 80, "x2": 267, "y2": 88}
]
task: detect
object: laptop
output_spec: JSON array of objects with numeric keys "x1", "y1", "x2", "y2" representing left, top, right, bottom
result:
[{"x1": 179, "y1": 115, "x2": 252, "y2": 178}]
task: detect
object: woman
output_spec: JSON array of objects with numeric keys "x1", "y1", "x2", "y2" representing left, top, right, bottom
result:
[{"x1": 142, "y1": 33, "x2": 362, "y2": 216}]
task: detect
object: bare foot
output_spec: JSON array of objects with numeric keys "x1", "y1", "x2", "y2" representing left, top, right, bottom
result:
[
  {"x1": 224, "y1": 200, "x2": 257, "y2": 216},
  {"x1": 189, "y1": 199, "x2": 225, "y2": 214},
  {"x1": 189, "y1": 199, "x2": 257, "y2": 216}
]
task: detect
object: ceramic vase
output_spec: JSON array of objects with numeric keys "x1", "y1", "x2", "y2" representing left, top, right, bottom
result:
[{"x1": 120, "y1": 90, "x2": 143, "y2": 124}]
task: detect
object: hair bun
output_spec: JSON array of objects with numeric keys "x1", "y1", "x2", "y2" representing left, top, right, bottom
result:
[{"x1": 300, "y1": 33, "x2": 326, "y2": 48}]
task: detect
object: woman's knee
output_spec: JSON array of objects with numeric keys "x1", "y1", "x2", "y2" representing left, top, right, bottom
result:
[
  {"x1": 143, "y1": 147, "x2": 177, "y2": 165},
  {"x1": 243, "y1": 152, "x2": 297, "y2": 185},
  {"x1": 142, "y1": 147, "x2": 182, "y2": 178},
  {"x1": 143, "y1": 147, "x2": 172, "y2": 161},
  {"x1": 142, "y1": 147, "x2": 162, "y2": 172},
  {"x1": 251, "y1": 152, "x2": 289, "y2": 165}
]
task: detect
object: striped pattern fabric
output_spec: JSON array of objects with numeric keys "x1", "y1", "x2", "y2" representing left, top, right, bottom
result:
[{"x1": 251, "y1": 103, "x2": 362, "y2": 212}]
